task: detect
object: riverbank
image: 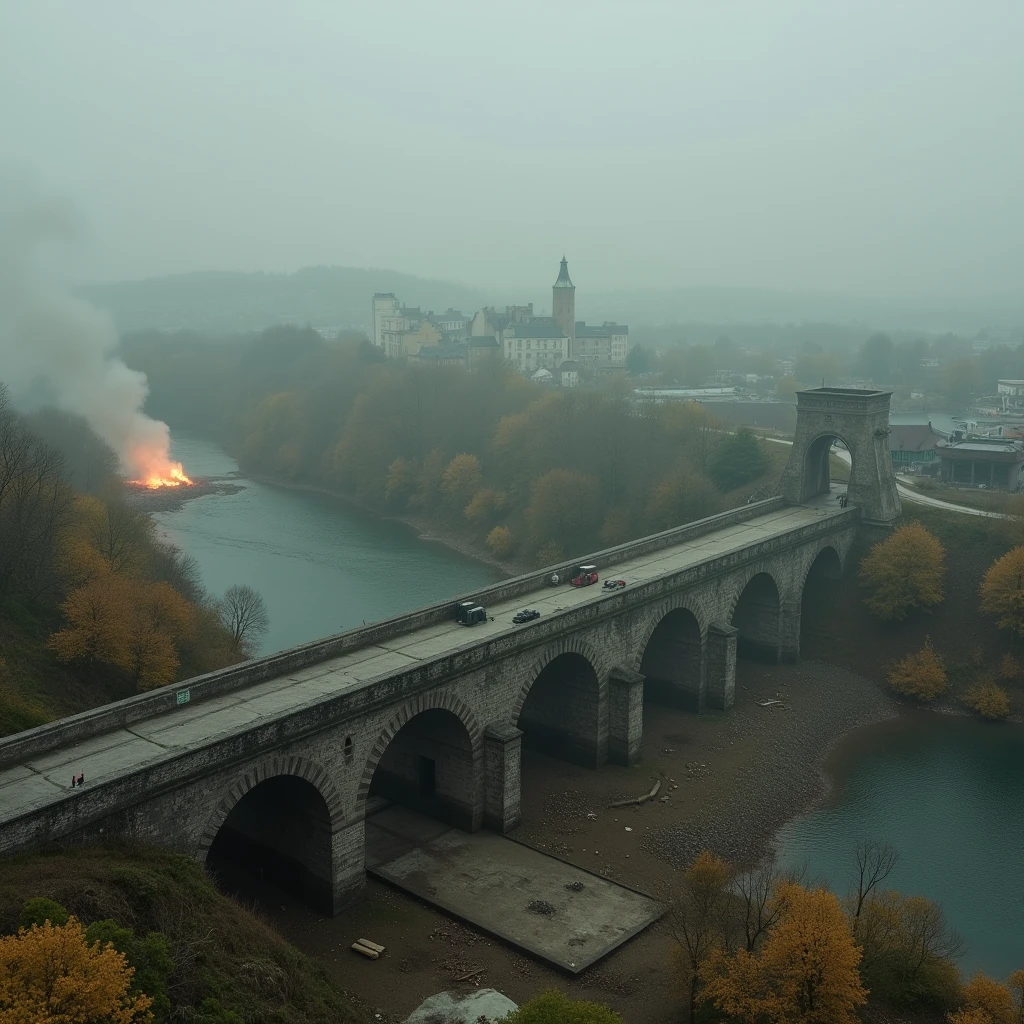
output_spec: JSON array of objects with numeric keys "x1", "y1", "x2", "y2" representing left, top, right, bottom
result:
[
  {"x1": 236, "y1": 660, "x2": 899, "y2": 1024},
  {"x1": 243, "y1": 469, "x2": 531, "y2": 578}
]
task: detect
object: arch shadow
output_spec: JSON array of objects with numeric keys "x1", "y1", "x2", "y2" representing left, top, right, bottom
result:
[
  {"x1": 799, "y1": 546, "x2": 844, "y2": 653},
  {"x1": 731, "y1": 572, "x2": 782, "y2": 662},
  {"x1": 517, "y1": 651, "x2": 603, "y2": 768},
  {"x1": 802, "y1": 432, "x2": 854, "y2": 502},
  {"x1": 639, "y1": 607, "x2": 704, "y2": 710}
]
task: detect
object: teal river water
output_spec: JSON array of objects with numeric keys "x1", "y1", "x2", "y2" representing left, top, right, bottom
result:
[
  {"x1": 158, "y1": 438, "x2": 1023, "y2": 978},
  {"x1": 153, "y1": 436, "x2": 501, "y2": 656}
]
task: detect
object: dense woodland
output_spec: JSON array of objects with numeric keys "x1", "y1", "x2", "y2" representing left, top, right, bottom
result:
[
  {"x1": 120, "y1": 327, "x2": 776, "y2": 566},
  {"x1": 0, "y1": 385, "x2": 254, "y2": 735}
]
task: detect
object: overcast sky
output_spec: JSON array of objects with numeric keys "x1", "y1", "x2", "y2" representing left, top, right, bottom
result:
[{"x1": 2, "y1": 1, "x2": 1022, "y2": 297}]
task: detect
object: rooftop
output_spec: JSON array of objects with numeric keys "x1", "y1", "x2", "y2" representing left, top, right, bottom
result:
[
  {"x1": 553, "y1": 256, "x2": 574, "y2": 289},
  {"x1": 889, "y1": 424, "x2": 945, "y2": 452}
]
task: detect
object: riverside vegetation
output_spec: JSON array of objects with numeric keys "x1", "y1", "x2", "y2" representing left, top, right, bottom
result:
[
  {"x1": 119, "y1": 326, "x2": 776, "y2": 567},
  {"x1": 0, "y1": 384, "x2": 266, "y2": 735}
]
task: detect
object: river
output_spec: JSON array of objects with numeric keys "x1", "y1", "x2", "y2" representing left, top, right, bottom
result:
[
  {"x1": 152, "y1": 436, "x2": 501, "y2": 655},
  {"x1": 158, "y1": 438, "x2": 1023, "y2": 980},
  {"x1": 776, "y1": 711, "x2": 1024, "y2": 979}
]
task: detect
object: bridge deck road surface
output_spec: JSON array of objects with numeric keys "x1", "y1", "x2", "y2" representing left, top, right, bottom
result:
[{"x1": 0, "y1": 499, "x2": 844, "y2": 826}]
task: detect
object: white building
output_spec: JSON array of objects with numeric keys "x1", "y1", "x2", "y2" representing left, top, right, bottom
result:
[{"x1": 502, "y1": 318, "x2": 570, "y2": 372}]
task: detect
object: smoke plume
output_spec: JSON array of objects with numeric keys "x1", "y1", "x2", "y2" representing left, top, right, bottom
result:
[{"x1": 0, "y1": 182, "x2": 177, "y2": 483}]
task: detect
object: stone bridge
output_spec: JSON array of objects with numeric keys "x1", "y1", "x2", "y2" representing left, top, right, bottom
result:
[{"x1": 0, "y1": 388, "x2": 899, "y2": 914}]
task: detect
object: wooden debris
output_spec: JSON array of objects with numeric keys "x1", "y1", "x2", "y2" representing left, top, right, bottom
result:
[
  {"x1": 758, "y1": 699, "x2": 785, "y2": 707},
  {"x1": 609, "y1": 779, "x2": 662, "y2": 808},
  {"x1": 351, "y1": 942, "x2": 379, "y2": 960},
  {"x1": 454, "y1": 966, "x2": 485, "y2": 982},
  {"x1": 357, "y1": 938, "x2": 386, "y2": 954}
]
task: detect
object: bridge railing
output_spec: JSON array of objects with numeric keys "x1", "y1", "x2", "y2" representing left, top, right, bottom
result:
[{"x1": 0, "y1": 495, "x2": 788, "y2": 768}]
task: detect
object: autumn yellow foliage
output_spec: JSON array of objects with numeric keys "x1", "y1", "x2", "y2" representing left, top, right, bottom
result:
[
  {"x1": 963, "y1": 680, "x2": 1012, "y2": 721},
  {"x1": 887, "y1": 639, "x2": 948, "y2": 701},
  {"x1": 962, "y1": 972, "x2": 1016, "y2": 1024},
  {"x1": 948, "y1": 1010, "x2": 995, "y2": 1024},
  {"x1": 980, "y1": 547, "x2": 1024, "y2": 640},
  {"x1": 486, "y1": 525, "x2": 514, "y2": 558},
  {"x1": 701, "y1": 882, "x2": 866, "y2": 1024},
  {"x1": 859, "y1": 522, "x2": 946, "y2": 620},
  {"x1": 0, "y1": 916, "x2": 152, "y2": 1024}
]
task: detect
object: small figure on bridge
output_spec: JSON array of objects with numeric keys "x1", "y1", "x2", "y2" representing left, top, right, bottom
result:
[
  {"x1": 70, "y1": 775, "x2": 76, "y2": 788},
  {"x1": 76, "y1": 773, "x2": 84, "y2": 787}
]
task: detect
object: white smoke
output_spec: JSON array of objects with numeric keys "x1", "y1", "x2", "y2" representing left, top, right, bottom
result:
[{"x1": 0, "y1": 182, "x2": 177, "y2": 482}]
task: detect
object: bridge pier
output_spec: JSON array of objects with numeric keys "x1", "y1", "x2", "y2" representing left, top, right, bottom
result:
[
  {"x1": 331, "y1": 819, "x2": 367, "y2": 914},
  {"x1": 608, "y1": 665, "x2": 644, "y2": 765},
  {"x1": 706, "y1": 624, "x2": 738, "y2": 710},
  {"x1": 779, "y1": 599, "x2": 801, "y2": 663},
  {"x1": 484, "y1": 724, "x2": 522, "y2": 833}
]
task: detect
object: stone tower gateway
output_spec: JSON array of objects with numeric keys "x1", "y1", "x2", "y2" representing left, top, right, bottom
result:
[
  {"x1": 779, "y1": 387, "x2": 900, "y2": 525},
  {"x1": 552, "y1": 256, "x2": 576, "y2": 354}
]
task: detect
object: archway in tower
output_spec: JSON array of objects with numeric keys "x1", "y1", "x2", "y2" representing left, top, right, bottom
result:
[
  {"x1": 517, "y1": 653, "x2": 602, "y2": 768},
  {"x1": 801, "y1": 433, "x2": 854, "y2": 503},
  {"x1": 366, "y1": 708, "x2": 478, "y2": 832},
  {"x1": 639, "y1": 608, "x2": 703, "y2": 710},
  {"x1": 800, "y1": 547, "x2": 843, "y2": 657},
  {"x1": 205, "y1": 775, "x2": 334, "y2": 913},
  {"x1": 732, "y1": 573, "x2": 781, "y2": 662}
]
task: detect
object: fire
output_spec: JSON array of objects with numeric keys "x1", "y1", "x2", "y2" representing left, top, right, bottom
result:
[{"x1": 132, "y1": 462, "x2": 193, "y2": 489}]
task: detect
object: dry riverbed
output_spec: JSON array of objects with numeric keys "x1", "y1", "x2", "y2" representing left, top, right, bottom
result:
[{"x1": 233, "y1": 661, "x2": 897, "y2": 1024}]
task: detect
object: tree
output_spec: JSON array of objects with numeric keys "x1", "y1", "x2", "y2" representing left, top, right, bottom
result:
[
  {"x1": 499, "y1": 989, "x2": 623, "y2": 1023},
  {"x1": 84, "y1": 920, "x2": 173, "y2": 1023},
  {"x1": 0, "y1": 916, "x2": 153, "y2": 1024},
  {"x1": 964, "y1": 680, "x2": 1012, "y2": 720},
  {"x1": 847, "y1": 840, "x2": 900, "y2": 935},
  {"x1": 949, "y1": 1010, "x2": 996, "y2": 1024},
  {"x1": 859, "y1": 522, "x2": 946, "y2": 620},
  {"x1": 217, "y1": 584, "x2": 269, "y2": 657},
  {"x1": 962, "y1": 973, "x2": 1015, "y2": 1024},
  {"x1": 646, "y1": 465, "x2": 721, "y2": 533},
  {"x1": 1009, "y1": 969, "x2": 1024, "y2": 1024},
  {"x1": 702, "y1": 883, "x2": 866, "y2": 1024},
  {"x1": 887, "y1": 639, "x2": 948, "y2": 701},
  {"x1": 126, "y1": 583, "x2": 197, "y2": 690},
  {"x1": 464, "y1": 488, "x2": 506, "y2": 524},
  {"x1": 708, "y1": 429, "x2": 769, "y2": 492},
  {"x1": 526, "y1": 469, "x2": 601, "y2": 552},
  {"x1": 625, "y1": 343, "x2": 650, "y2": 375},
  {"x1": 440, "y1": 453, "x2": 483, "y2": 511},
  {"x1": 733, "y1": 850, "x2": 799, "y2": 953},
  {"x1": 670, "y1": 850, "x2": 732, "y2": 1020},
  {"x1": 384, "y1": 456, "x2": 417, "y2": 506},
  {"x1": 48, "y1": 573, "x2": 133, "y2": 670},
  {"x1": 486, "y1": 525, "x2": 514, "y2": 558},
  {"x1": 980, "y1": 547, "x2": 1024, "y2": 643},
  {"x1": 859, "y1": 332, "x2": 896, "y2": 383}
]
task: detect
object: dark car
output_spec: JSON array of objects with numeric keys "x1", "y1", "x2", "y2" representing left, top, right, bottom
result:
[
  {"x1": 602, "y1": 578, "x2": 626, "y2": 591},
  {"x1": 513, "y1": 609, "x2": 540, "y2": 624}
]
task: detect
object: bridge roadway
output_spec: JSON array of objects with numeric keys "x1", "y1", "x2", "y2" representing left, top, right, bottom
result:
[{"x1": 0, "y1": 497, "x2": 844, "y2": 834}]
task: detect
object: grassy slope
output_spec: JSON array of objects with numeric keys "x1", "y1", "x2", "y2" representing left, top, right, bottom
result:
[{"x1": 0, "y1": 843, "x2": 370, "y2": 1024}]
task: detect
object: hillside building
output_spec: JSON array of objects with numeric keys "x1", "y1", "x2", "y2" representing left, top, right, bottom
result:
[{"x1": 937, "y1": 435, "x2": 1024, "y2": 491}]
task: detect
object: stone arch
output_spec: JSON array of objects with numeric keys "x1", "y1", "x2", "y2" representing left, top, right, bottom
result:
[
  {"x1": 799, "y1": 544, "x2": 845, "y2": 655},
  {"x1": 634, "y1": 597, "x2": 707, "y2": 709},
  {"x1": 512, "y1": 636, "x2": 609, "y2": 722},
  {"x1": 196, "y1": 754, "x2": 344, "y2": 863},
  {"x1": 799, "y1": 544, "x2": 844, "y2": 593},
  {"x1": 729, "y1": 569, "x2": 783, "y2": 663},
  {"x1": 355, "y1": 692, "x2": 483, "y2": 814},
  {"x1": 778, "y1": 387, "x2": 900, "y2": 524},
  {"x1": 631, "y1": 596, "x2": 709, "y2": 675},
  {"x1": 514, "y1": 638, "x2": 607, "y2": 768}
]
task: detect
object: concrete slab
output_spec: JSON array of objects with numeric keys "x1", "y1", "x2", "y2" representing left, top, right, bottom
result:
[
  {"x1": 404, "y1": 989, "x2": 517, "y2": 1023},
  {"x1": 366, "y1": 807, "x2": 662, "y2": 973}
]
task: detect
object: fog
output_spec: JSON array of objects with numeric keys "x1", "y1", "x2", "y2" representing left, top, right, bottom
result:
[{"x1": 1, "y1": 1, "x2": 1022, "y2": 299}]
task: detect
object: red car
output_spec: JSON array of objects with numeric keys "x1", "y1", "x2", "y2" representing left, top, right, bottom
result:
[{"x1": 571, "y1": 564, "x2": 599, "y2": 587}]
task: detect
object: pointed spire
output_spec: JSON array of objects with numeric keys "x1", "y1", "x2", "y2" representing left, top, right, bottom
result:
[{"x1": 553, "y1": 255, "x2": 574, "y2": 288}]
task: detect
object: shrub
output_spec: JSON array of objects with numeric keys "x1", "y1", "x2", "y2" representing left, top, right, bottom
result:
[
  {"x1": 19, "y1": 897, "x2": 70, "y2": 930},
  {"x1": 500, "y1": 989, "x2": 623, "y2": 1023},
  {"x1": 961, "y1": 971, "x2": 1015, "y2": 1024},
  {"x1": 980, "y1": 547, "x2": 1024, "y2": 639},
  {"x1": 996, "y1": 653, "x2": 1022, "y2": 682},
  {"x1": 859, "y1": 522, "x2": 946, "y2": 620},
  {"x1": 887, "y1": 639, "x2": 948, "y2": 701},
  {"x1": 486, "y1": 526, "x2": 514, "y2": 558},
  {"x1": 963, "y1": 680, "x2": 1012, "y2": 721},
  {"x1": 708, "y1": 429, "x2": 769, "y2": 491}
]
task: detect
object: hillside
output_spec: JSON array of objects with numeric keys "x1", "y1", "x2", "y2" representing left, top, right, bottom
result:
[{"x1": 0, "y1": 843, "x2": 369, "y2": 1024}]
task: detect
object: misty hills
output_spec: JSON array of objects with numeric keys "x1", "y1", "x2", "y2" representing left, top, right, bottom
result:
[{"x1": 82, "y1": 266, "x2": 1023, "y2": 336}]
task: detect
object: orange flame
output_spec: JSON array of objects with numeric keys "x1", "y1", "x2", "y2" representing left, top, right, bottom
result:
[{"x1": 131, "y1": 462, "x2": 193, "y2": 489}]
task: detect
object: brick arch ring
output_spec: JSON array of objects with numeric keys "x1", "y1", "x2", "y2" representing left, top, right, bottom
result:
[
  {"x1": 631, "y1": 596, "x2": 710, "y2": 675},
  {"x1": 355, "y1": 692, "x2": 484, "y2": 810},
  {"x1": 797, "y1": 542, "x2": 847, "y2": 595},
  {"x1": 724, "y1": 566, "x2": 785, "y2": 625},
  {"x1": 195, "y1": 754, "x2": 345, "y2": 863},
  {"x1": 510, "y1": 636, "x2": 610, "y2": 723}
]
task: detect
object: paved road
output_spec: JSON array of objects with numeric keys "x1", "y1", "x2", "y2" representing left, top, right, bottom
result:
[{"x1": 763, "y1": 436, "x2": 1011, "y2": 520}]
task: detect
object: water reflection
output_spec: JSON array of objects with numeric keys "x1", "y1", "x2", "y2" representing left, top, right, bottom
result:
[{"x1": 775, "y1": 711, "x2": 1024, "y2": 978}]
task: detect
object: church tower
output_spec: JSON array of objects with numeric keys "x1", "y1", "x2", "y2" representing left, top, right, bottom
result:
[{"x1": 552, "y1": 255, "x2": 576, "y2": 356}]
